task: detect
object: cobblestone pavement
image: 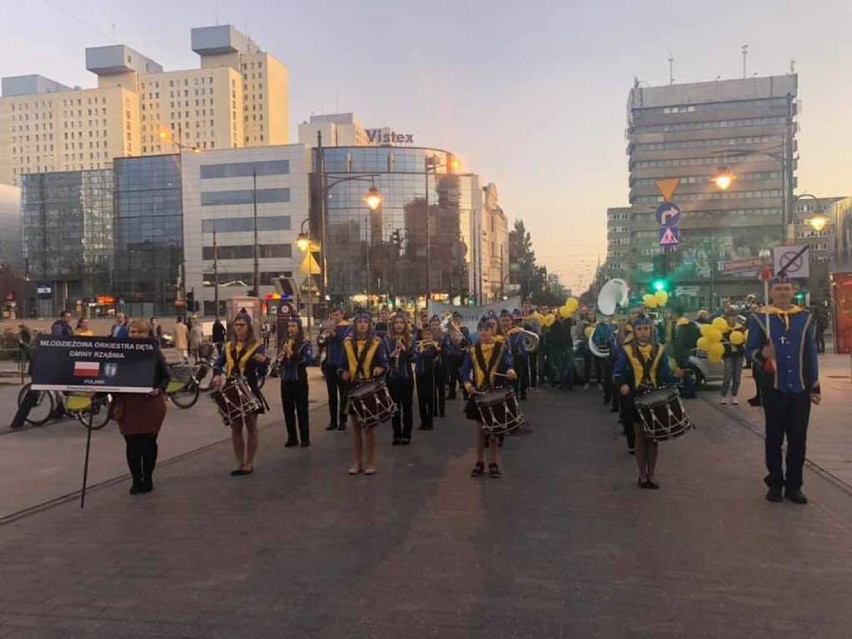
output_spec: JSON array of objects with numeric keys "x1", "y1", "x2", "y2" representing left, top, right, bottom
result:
[{"x1": 2, "y1": 385, "x2": 852, "y2": 638}]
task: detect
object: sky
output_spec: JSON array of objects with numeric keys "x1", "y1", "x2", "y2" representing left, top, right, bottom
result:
[{"x1": 2, "y1": 0, "x2": 851, "y2": 294}]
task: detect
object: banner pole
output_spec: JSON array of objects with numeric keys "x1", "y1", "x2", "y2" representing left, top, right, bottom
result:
[{"x1": 80, "y1": 408, "x2": 94, "y2": 509}]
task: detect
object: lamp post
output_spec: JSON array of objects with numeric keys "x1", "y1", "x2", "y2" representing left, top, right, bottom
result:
[
  {"x1": 315, "y1": 132, "x2": 383, "y2": 311},
  {"x1": 296, "y1": 218, "x2": 314, "y2": 337}
]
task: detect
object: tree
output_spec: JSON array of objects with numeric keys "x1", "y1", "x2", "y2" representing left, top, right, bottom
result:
[{"x1": 508, "y1": 220, "x2": 566, "y2": 306}]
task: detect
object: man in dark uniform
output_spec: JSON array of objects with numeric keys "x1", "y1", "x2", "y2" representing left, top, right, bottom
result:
[
  {"x1": 746, "y1": 275, "x2": 820, "y2": 504},
  {"x1": 323, "y1": 307, "x2": 351, "y2": 431}
]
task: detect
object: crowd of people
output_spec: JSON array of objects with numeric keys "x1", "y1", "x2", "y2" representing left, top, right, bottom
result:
[{"x1": 8, "y1": 275, "x2": 822, "y2": 504}]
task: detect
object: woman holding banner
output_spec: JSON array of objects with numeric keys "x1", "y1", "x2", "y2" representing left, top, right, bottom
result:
[{"x1": 112, "y1": 319, "x2": 170, "y2": 495}]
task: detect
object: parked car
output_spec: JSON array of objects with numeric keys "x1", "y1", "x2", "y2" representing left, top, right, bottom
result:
[{"x1": 687, "y1": 349, "x2": 727, "y2": 389}]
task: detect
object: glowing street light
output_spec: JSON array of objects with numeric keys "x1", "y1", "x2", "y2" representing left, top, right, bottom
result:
[
  {"x1": 807, "y1": 214, "x2": 829, "y2": 233},
  {"x1": 364, "y1": 185, "x2": 383, "y2": 211},
  {"x1": 712, "y1": 166, "x2": 736, "y2": 191},
  {"x1": 296, "y1": 232, "x2": 310, "y2": 253}
]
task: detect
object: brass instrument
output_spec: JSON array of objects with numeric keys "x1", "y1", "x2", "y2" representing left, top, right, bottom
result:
[{"x1": 517, "y1": 328, "x2": 540, "y2": 353}]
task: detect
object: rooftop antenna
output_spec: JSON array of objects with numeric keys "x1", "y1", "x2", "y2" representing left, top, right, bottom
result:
[
  {"x1": 790, "y1": 59, "x2": 796, "y2": 74},
  {"x1": 668, "y1": 52, "x2": 675, "y2": 85},
  {"x1": 742, "y1": 44, "x2": 748, "y2": 79}
]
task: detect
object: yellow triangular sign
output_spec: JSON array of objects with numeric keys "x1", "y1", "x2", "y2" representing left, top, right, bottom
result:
[
  {"x1": 655, "y1": 178, "x2": 680, "y2": 202},
  {"x1": 298, "y1": 253, "x2": 321, "y2": 276}
]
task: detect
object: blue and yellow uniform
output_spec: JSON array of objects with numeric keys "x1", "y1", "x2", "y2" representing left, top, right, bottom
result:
[
  {"x1": 279, "y1": 336, "x2": 313, "y2": 446},
  {"x1": 323, "y1": 316, "x2": 351, "y2": 430},
  {"x1": 461, "y1": 339, "x2": 515, "y2": 423},
  {"x1": 746, "y1": 303, "x2": 819, "y2": 496}
]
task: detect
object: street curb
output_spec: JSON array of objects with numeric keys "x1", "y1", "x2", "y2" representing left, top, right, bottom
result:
[{"x1": 700, "y1": 395, "x2": 852, "y2": 497}]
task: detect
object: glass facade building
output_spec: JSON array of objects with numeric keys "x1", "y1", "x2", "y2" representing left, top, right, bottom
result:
[
  {"x1": 22, "y1": 169, "x2": 113, "y2": 315},
  {"x1": 318, "y1": 146, "x2": 479, "y2": 306},
  {"x1": 113, "y1": 155, "x2": 183, "y2": 317}
]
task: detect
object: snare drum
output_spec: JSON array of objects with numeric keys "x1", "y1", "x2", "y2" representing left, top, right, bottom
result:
[
  {"x1": 348, "y1": 379, "x2": 397, "y2": 428},
  {"x1": 474, "y1": 388, "x2": 525, "y2": 436},
  {"x1": 634, "y1": 388, "x2": 694, "y2": 442},
  {"x1": 210, "y1": 377, "x2": 262, "y2": 427}
]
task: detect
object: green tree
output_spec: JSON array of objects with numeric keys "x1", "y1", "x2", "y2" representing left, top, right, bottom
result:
[{"x1": 508, "y1": 220, "x2": 567, "y2": 306}]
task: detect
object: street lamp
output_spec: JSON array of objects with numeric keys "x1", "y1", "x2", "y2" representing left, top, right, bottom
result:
[
  {"x1": 365, "y1": 185, "x2": 383, "y2": 211},
  {"x1": 296, "y1": 218, "x2": 315, "y2": 336},
  {"x1": 712, "y1": 166, "x2": 736, "y2": 191},
  {"x1": 807, "y1": 214, "x2": 829, "y2": 233}
]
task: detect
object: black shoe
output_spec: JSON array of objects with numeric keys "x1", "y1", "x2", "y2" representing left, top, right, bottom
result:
[
  {"x1": 785, "y1": 489, "x2": 808, "y2": 504},
  {"x1": 418, "y1": 424, "x2": 433, "y2": 431},
  {"x1": 141, "y1": 478, "x2": 153, "y2": 493},
  {"x1": 337, "y1": 424, "x2": 346, "y2": 431},
  {"x1": 747, "y1": 397, "x2": 761, "y2": 407},
  {"x1": 300, "y1": 441, "x2": 311, "y2": 447},
  {"x1": 766, "y1": 487, "x2": 784, "y2": 502},
  {"x1": 401, "y1": 438, "x2": 411, "y2": 446},
  {"x1": 392, "y1": 437, "x2": 401, "y2": 445},
  {"x1": 130, "y1": 480, "x2": 144, "y2": 495},
  {"x1": 284, "y1": 440, "x2": 299, "y2": 448},
  {"x1": 325, "y1": 423, "x2": 337, "y2": 431}
]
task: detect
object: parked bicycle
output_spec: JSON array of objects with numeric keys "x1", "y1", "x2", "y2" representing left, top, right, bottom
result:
[
  {"x1": 165, "y1": 363, "x2": 200, "y2": 408},
  {"x1": 16, "y1": 383, "x2": 112, "y2": 430}
]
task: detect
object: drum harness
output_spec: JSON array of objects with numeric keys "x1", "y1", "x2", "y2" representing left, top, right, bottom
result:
[
  {"x1": 225, "y1": 341, "x2": 270, "y2": 412},
  {"x1": 473, "y1": 340, "x2": 505, "y2": 391}
]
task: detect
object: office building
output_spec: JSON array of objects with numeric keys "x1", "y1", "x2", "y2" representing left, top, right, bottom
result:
[
  {"x1": 22, "y1": 169, "x2": 113, "y2": 316},
  {"x1": 298, "y1": 113, "x2": 370, "y2": 148},
  {"x1": 607, "y1": 74, "x2": 798, "y2": 307},
  {"x1": 480, "y1": 183, "x2": 510, "y2": 302},
  {"x1": 0, "y1": 25, "x2": 289, "y2": 186},
  {"x1": 0, "y1": 183, "x2": 22, "y2": 270},
  {"x1": 180, "y1": 145, "x2": 310, "y2": 315}
]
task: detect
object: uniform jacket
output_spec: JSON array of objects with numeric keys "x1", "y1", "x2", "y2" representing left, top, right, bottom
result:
[
  {"x1": 325, "y1": 320, "x2": 351, "y2": 370},
  {"x1": 613, "y1": 341, "x2": 677, "y2": 392},
  {"x1": 385, "y1": 336, "x2": 415, "y2": 380},
  {"x1": 337, "y1": 334, "x2": 389, "y2": 383},
  {"x1": 461, "y1": 341, "x2": 515, "y2": 392},
  {"x1": 279, "y1": 339, "x2": 313, "y2": 382},
  {"x1": 746, "y1": 306, "x2": 819, "y2": 394}
]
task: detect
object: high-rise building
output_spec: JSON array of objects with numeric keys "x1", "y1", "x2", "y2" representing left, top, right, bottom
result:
[
  {"x1": 608, "y1": 74, "x2": 798, "y2": 307},
  {"x1": 0, "y1": 183, "x2": 22, "y2": 270},
  {"x1": 0, "y1": 25, "x2": 289, "y2": 186}
]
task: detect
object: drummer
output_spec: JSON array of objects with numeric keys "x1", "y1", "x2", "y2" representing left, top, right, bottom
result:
[
  {"x1": 613, "y1": 314, "x2": 679, "y2": 490},
  {"x1": 338, "y1": 311, "x2": 389, "y2": 476},
  {"x1": 212, "y1": 312, "x2": 269, "y2": 477},
  {"x1": 461, "y1": 319, "x2": 517, "y2": 479}
]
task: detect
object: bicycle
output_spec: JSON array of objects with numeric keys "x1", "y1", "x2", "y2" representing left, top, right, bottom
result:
[
  {"x1": 16, "y1": 383, "x2": 112, "y2": 430},
  {"x1": 165, "y1": 363, "x2": 200, "y2": 408}
]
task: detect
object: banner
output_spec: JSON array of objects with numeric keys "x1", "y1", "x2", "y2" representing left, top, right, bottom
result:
[
  {"x1": 31, "y1": 336, "x2": 160, "y2": 393},
  {"x1": 427, "y1": 297, "x2": 522, "y2": 330}
]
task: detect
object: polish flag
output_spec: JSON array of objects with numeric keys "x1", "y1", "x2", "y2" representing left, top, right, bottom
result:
[{"x1": 73, "y1": 362, "x2": 101, "y2": 378}]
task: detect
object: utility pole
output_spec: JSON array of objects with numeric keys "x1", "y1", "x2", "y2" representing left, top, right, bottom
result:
[
  {"x1": 742, "y1": 44, "x2": 749, "y2": 79},
  {"x1": 252, "y1": 169, "x2": 259, "y2": 297}
]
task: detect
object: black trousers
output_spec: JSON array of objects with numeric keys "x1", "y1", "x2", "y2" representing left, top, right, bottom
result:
[
  {"x1": 816, "y1": 328, "x2": 826, "y2": 354},
  {"x1": 763, "y1": 389, "x2": 811, "y2": 491},
  {"x1": 432, "y1": 363, "x2": 446, "y2": 417},
  {"x1": 529, "y1": 351, "x2": 539, "y2": 389},
  {"x1": 281, "y1": 377, "x2": 310, "y2": 444},
  {"x1": 11, "y1": 390, "x2": 39, "y2": 428},
  {"x1": 416, "y1": 372, "x2": 435, "y2": 428},
  {"x1": 323, "y1": 363, "x2": 348, "y2": 428},
  {"x1": 516, "y1": 354, "x2": 529, "y2": 397},
  {"x1": 388, "y1": 376, "x2": 414, "y2": 438},
  {"x1": 446, "y1": 354, "x2": 464, "y2": 398},
  {"x1": 596, "y1": 356, "x2": 613, "y2": 403},
  {"x1": 124, "y1": 434, "x2": 158, "y2": 485}
]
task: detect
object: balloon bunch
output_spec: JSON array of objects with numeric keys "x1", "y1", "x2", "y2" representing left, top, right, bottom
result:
[
  {"x1": 696, "y1": 317, "x2": 742, "y2": 363},
  {"x1": 641, "y1": 290, "x2": 669, "y2": 309},
  {"x1": 542, "y1": 297, "x2": 580, "y2": 327}
]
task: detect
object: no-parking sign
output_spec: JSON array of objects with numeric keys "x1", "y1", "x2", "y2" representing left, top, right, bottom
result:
[{"x1": 773, "y1": 245, "x2": 810, "y2": 279}]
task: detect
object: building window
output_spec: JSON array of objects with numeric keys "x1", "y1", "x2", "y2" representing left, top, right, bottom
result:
[
  {"x1": 201, "y1": 216, "x2": 291, "y2": 233},
  {"x1": 200, "y1": 188, "x2": 291, "y2": 206},
  {"x1": 202, "y1": 244, "x2": 292, "y2": 260},
  {"x1": 199, "y1": 160, "x2": 289, "y2": 179}
]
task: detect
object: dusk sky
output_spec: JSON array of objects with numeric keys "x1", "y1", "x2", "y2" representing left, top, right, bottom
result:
[{"x1": 3, "y1": 0, "x2": 851, "y2": 294}]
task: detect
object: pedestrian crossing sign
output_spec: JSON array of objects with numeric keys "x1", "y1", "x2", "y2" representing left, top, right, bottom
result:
[{"x1": 659, "y1": 226, "x2": 680, "y2": 246}]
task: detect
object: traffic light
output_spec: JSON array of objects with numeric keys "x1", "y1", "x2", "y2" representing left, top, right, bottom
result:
[
  {"x1": 651, "y1": 278, "x2": 669, "y2": 292},
  {"x1": 651, "y1": 253, "x2": 670, "y2": 293}
]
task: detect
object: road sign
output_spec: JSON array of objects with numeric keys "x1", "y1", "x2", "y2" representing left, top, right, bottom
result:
[
  {"x1": 654, "y1": 178, "x2": 680, "y2": 202},
  {"x1": 773, "y1": 245, "x2": 810, "y2": 279},
  {"x1": 721, "y1": 257, "x2": 763, "y2": 274},
  {"x1": 654, "y1": 202, "x2": 681, "y2": 227},
  {"x1": 659, "y1": 226, "x2": 680, "y2": 246}
]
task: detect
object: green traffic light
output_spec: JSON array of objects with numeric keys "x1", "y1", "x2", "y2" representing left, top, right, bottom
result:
[{"x1": 652, "y1": 279, "x2": 667, "y2": 292}]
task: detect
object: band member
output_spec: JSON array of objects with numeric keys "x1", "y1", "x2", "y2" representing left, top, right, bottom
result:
[
  {"x1": 279, "y1": 318, "x2": 313, "y2": 448},
  {"x1": 670, "y1": 306, "x2": 700, "y2": 399},
  {"x1": 338, "y1": 312, "x2": 389, "y2": 476},
  {"x1": 746, "y1": 275, "x2": 820, "y2": 504},
  {"x1": 374, "y1": 305, "x2": 392, "y2": 339},
  {"x1": 385, "y1": 311, "x2": 415, "y2": 445},
  {"x1": 462, "y1": 320, "x2": 517, "y2": 478},
  {"x1": 426, "y1": 315, "x2": 448, "y2": 418},
  {"x1": 445, "y1": 311, "x2": 470, "y2": 400},
  {"x1": 614, "y1": 314, "x2": 678, "y2": 489},
  {"x1": 212, "y1": 312, "x2": 269, "y2": 477},
  {"x1": 590, "y1": 317, "x2": 617, "y2": 409},
  {"x1": 500, "y1": 310, "x2": 528, "y2": 400},
  {"x1": 323, "y1": 307, "x2": 351, "y2": 431},
  {"x1": 415, "y1": 326, "x2": 439, "y2": 431},
  {"x1": 521, "y1": 302, "x2": 541, "y2": 391}
]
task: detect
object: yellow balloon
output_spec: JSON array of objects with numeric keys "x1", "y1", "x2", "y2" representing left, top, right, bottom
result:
[
  {"x1": 542, "y1": 314, "x2": 556, "y2": 327},
  {"x1": 558, "y1": 305, "x2": 572, "y2": 319},
  {"x1": 712, "y1": 317, "x2": 729, "y2": 332},
  {"x1": 708, "y1": 342, "x2": 725, "y2": 359},
  {"x1": 696, "y1": 336, "x2": 712, "y2": 352},
  {"x1": 699, "y1": 324, "x2": 713, "y2": 337},
  {"x1": 708, "y1": 353, "x2": 723, "y2": 364},
  {"x1": 706, "y1": 328, "x2": 723, "y2": 343},
  {"x1": 565, "y1": 297, "x2": 579, "y2": 312},
  {"x1": 729, "y1": 330, "x2": 745, "y2": 345},
  {"x1": 642, "y1": 294, "x2": 658, "y2": 309},
  {"x1": 654, "y1": 290, "x2": 669, "y2": 306},
  {"x1": 584, "y1": 326, "x2": 594, "y2": 339}
]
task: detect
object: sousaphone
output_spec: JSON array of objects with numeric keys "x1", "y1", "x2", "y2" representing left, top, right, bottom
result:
[{"x1": 591, "y1": 279, "x2": 630, "y2": 358}]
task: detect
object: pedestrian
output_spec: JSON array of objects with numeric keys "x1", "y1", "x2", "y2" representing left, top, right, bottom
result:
[
  {"x1": 111, "y1": 312, "x2": 129, "y2": 338},
  {"x1": 590, "y1": 316, "x2": 617, "y2": 408},
  {"x1": 111, "y1": 319, "x2": 169, "y2": 495},
  {"x1": 614, "y1": 314, "x2": 679, "y2": 489},
  {"x1": 51, "y1": 310, "x2": 74, "y2": 338},
  {"x1": 212, "y1": 317, "x2": 226, "y2": 354},
  {"x1": 813, "y1": 305, "x2": 829, "y2": 354},
  {"x1": 74, "y1": 317, "x2": 93, "y2": 336},
  {"x1": 746, "y1": 275, "x2": 820, "y2": 504},
  {"x1": 17, "y1": 323, "x2": 32, "y2": 364},
  {"x1": 575, "y1": 310, "x2": 594, "y2": 390},
  {"x1": 671, "y1": 306, "x2": 700, "y2": 399},
  {"x1": 173, "y1": 316, "x2": 189, "y2": 363},
  {"x1": 547, "y1": 313, "x2": 575, "y2": 390},
  {"x1": 189, "y1": 317, "x2": 203, "y2": 362},
  {"x1": 323, "y1": 307, "x2": 351, "y2": 431},
  {"x1": 720, "y1": 309, "x2": 746, "y2": 405},
  {"x1": 149, "y1": 317, "x2": 163, "y2": 343},
  {"x1": 429, "y1": 315, "x2": 448, "y2": 418},
  {"x1": 338, "y1": 312, "x2": 388, "y2": 476},
  {"x1": 374, "y1": 305, "x2": 392, "y2": 339},
  {"x1": 385, "y1": 311, "x2": 415, "y2": 444},
  {"x1": 278, "y1": 317, "x2": 312, "y2": 448},
  {"x1": 212, "y1": 312, "x2": 269, "y2": 476},
  {"x1": 414, "y1": 325, "x2": 438, "y2": 432},
  {"x1": 444, "y1": 312, "x2": 470, "y2": 400},
  {"x1": 501, "y1": 310, "x2": 528, "y2": 399},
  {"x1": 462, "y1": 319, "x2": 517, "y2": 478}
]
